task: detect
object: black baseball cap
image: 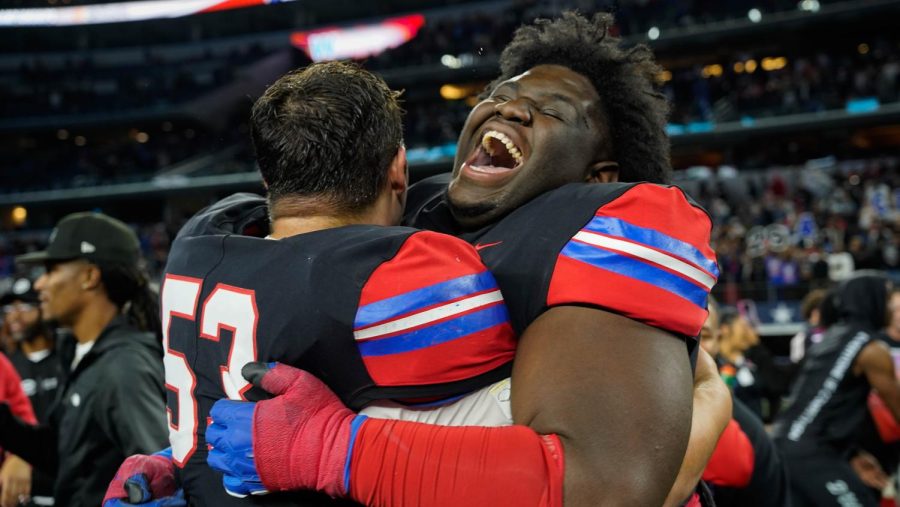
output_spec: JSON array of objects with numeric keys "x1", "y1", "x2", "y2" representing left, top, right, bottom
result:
[
  {"x1": 16, "y1": 212, "x2": 140, "y2": 266},
  {"x1": 0, "y1": 277, "x2": 39, "y2": 306}
]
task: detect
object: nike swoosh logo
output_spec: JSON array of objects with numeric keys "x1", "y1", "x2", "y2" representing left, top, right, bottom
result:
[{"x1": 474, "y1": 241, "x2": 503, "y2": 251}]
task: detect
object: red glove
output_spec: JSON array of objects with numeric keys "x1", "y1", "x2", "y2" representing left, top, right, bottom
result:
[
  {"x1": 103, "y1": 450, "x2": 179, "y2": 505},
  {"x1": 244, "y1": 362, "x2": 357, "y2": 497}
]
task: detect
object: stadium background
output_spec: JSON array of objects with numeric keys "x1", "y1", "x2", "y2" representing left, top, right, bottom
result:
[{"x1": 1, "y1": 0, "x2": 899, "y2": 374}]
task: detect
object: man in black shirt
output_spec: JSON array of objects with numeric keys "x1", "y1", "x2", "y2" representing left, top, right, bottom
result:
[{"x1": 773, "y1": 273, "x2": 900, "y2": 506}]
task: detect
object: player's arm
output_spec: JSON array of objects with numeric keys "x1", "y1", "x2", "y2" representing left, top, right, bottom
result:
[
  {"x1": 664, "y1": 348, "x2": 733, "y2": 505},
  {"x1": 858, "y1": 340, "x2": 900, "y2": 422},
  {"x1": 0, "y1": 404, "x2": 56, "y2": 475},
  {"x1": 511, "y1": 306, "x2": 693, "y2": 506}
]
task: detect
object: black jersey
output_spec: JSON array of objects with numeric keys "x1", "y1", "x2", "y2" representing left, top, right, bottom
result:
[
  {"x1": 773, "y1": 323, "x2": 873, "y2": 448},
  {"x1": 164, "y1": 194, "x2": 516, "y2": 506},
  {"x1": 8, "y1": 348, "x2": 60, "y2": 425},
  {"x1": 405, "y1": 175, "x2": 718, "y2": 342},
  {"x1": 774, "y1": 274, "x2": 889, "y2": 450},
  {"x1": 8, "y1": 348, "x2": 60, "y2": 501}
]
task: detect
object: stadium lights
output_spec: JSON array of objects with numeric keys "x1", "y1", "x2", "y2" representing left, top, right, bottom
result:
[
  {"x1": 441, "y1": 54, "x2": 462, "y2": 69},
  {"x1": 734, "y1": 61, "x2": 745, "y2": 73},
  {"x1": 291, "y1": 14, "x2": 425, "y2": 62},
  {"x1": 761, "y1": 57, "x2": 788, "y2": 71},
  {"x1": 440, "y1": 84, "x2": 467, "y2": 100},
  {"x1": 11, "y1": 206, "x2": 27, "y2": 226},
  {"x1": 74, "y1": 136, "x2": 86, "y2": 146},
  {"x1": 56, "y1": 129, "x2": 69, "y2": 140},
  {"x1": 798, "y1": 0, "x2": 820, "y2": 12},
  {"x1": 659, "y1": 70, "x2": 673, "y2": 82},
  {"x1": 647, "y1": 26, "x2": 660, "y2": 40},
  {"x1": 701, "y1": 64, "x2": 723, "y2": 78},
  {"x1": 0, "y1": 0, "x2": 297, "y2": 27},
  {"x1": 745, "y1": 59, "x2": 758, "y2": 73},
  {"x1": 858, "y1": 43, "x2": 870, "y2": 55},
  {"x1": 440, "y1": 83, "x2": 481, "y2": 101},
  {"x1": 748, "y1": 8, "x2": 762, "y2": 23}
]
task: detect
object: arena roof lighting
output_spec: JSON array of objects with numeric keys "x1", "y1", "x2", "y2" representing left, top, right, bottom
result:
[
  {"x1": 290, "y1": 14, "x2": 425, "y2": 62},
  {"x1": 0, "y1": 0, "x2": 295, "y2": 27}
]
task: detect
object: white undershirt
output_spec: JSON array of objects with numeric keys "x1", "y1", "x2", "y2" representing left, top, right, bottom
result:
[
  {"x1": 71, "y1": 340, "x2": 96, "y2": 371},
  {"x1": 25, "y1": 349, "x2": 51, "y2": 363}
]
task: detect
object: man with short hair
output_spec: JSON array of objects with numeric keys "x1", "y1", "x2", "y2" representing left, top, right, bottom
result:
[{"x1": 1, "y1": 277, "x2": 60, "y2": 505}]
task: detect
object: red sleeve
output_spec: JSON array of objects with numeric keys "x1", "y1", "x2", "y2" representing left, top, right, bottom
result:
[
  {"x1": 701, "y1": 418, "x2": 754, "y2": 488},
  {"x1": 547, "y1": 184, "x2": 718, "y2": 337},
  {"x1": 0, "y1": 353, "x2": 36, "y2": 425},
  {"x1": 354, "y1": 231, "x2": 516, "y2": 388},
  {"x1": 868, "y1": 391, "x2": 900, "y2": 442},
  {"x1": 349, "y1": 418, "x2": 563, "y2": 507}
]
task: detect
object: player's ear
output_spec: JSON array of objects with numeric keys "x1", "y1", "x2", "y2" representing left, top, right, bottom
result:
[
  {"x1": 80, "y1": 262, "x2": 103, "y2": 292},
  {"x1": 586, "y1": 161, "x2": 619, "y2": 184},
  {"x1": 387, "y1": 144, "x2": 408, "y2": 198}
]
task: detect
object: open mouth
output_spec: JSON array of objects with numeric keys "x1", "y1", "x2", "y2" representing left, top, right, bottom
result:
[{"x1": 464, "y1": 130, "x2": 525, "y2": 174}]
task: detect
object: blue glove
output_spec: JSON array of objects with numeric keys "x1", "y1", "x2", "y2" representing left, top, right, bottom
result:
[
  {"x1": 103, "y1": 448, "x2": 185, "y2": 506},
  {"x1": 206, "y1": 400, "x2": 268, "y2": 497},
  {"x1": 103, "y1": 487, "x2": 186, "y2": 507}
]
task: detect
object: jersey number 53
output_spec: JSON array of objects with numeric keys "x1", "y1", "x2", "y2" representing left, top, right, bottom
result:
[{"x1": 161, "y1": 274, "x2": 259, "y2": 466}]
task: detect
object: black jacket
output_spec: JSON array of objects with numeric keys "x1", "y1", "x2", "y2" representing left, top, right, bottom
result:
[{"x1": 0, "y1": 316, "x2": 168, "y2": 507}]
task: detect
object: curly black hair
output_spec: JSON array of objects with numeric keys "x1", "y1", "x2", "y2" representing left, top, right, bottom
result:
[
  {"x1": 487, "y1": 11, "x2": 671, "y2": 184},
  {"x1": 251, "y1": 61, "x2": 404, "y2": 215}
]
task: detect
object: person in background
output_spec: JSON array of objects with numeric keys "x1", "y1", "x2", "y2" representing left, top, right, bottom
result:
[
  {"x1": 0, "y1": 352, "x2": 37, "y2": 507},
  {"x1": 790, "y1": 288, "x2": 830, "y2": 364},
  {"x1": 718, "y1": 310, "x2": 764, "y2": 414},
  {"x1": 773, "y1": 272, "x2": 900, "y2": 506},
  {"x1": 0, "y1": 277, "x2": 59, "y2": 506},
  {"x1": 0, "y1": 212, "x2": 168, "y2": 507},
  {"x1": 698, "y1": 297, "x2": 790, "y2": 506}
]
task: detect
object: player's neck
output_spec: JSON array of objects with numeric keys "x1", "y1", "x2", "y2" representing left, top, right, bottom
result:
[
  {"x1": 71, "y1": 298, "x2": 119, "y2": 344},
  {"x1": 269, "y1": 195, "x2": 396, "y2": 238},
  {"x1": 270, "y1": 215, "x2": 358, "y2": 238},
  {"x1": 20, "y1": 334, "x2": 50, "y2": 355}
]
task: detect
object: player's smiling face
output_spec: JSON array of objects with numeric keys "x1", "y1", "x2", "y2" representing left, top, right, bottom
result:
[{"x1": 448, "y1": 64, "x2": 614, "y2": 228}]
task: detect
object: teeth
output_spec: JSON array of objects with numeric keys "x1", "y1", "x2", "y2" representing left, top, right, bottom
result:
[{"x1": 481, "y1": 130, "x2": 523, "y2": 166}]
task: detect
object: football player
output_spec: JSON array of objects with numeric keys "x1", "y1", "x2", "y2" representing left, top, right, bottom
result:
[
  {"x1": 206, "y1": 12, "x2": 727, "y2": 507},
  {"x1": 105, "y1": 61, "x2": 519, "y2": 506}
]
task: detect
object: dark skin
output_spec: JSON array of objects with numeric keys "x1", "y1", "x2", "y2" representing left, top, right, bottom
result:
[
  {"x1": 449, "y1": 65, "x2": 616, "y2": 228},
  {"x1": 452, "y1": 65, "x2": 720, "y2": 504},
  {"x1": 513, "y1": 308, "x2": 693, "y2": 505}
]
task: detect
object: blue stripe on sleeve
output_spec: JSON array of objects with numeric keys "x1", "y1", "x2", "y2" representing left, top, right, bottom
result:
[
  {"x1": 583, "y1": 216, "x2": 719, "y2": 277},
  {"x1": 343, "y1": 415, "x2": 369, "y2": 494},
  {"x1": 357, "y1": 304, "x2": 509, "y2": 357},
  {"x1": 561, "y1": 240, "x2": 708, "y2": 307},
  {"x1": 355, "y1": 271, "x2": 497, "y2": 329}
]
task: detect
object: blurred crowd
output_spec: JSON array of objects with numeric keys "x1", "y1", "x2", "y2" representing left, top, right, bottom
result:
[{"x1": 681, "y1": 156, "x2": 900, "y2": 303}]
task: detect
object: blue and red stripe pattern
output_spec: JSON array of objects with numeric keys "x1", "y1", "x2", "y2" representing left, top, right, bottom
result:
[
  {"x1": 356, "y1": 231, "x2": 516, "y2": 387},
  {"x1": 548, "y1": 184, "x2": 719, "y2": 337}
]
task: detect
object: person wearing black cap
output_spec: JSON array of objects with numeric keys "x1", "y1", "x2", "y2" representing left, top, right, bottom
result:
[
  {"x1": 0, "y1": 212, "x2": 168, "y2": 507},
  {"x1": 773, "y1": 272, "x2": 900, "y2": 506},
  {"x1": 1, "y1": 276, "x2": 60, "y2": 506}
]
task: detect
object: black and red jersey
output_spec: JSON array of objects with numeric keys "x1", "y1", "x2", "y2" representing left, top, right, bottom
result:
[
  {"x1": 405, "y1": 174, "x2": 718, "y2": 341},
  {"x1": 163, "y1": 193, "x2": 515, "y2": 506}
]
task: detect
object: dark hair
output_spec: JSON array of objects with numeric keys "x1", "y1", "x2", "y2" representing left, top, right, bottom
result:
[
  {"x1": 98, "y1": 262, "x2": 161, "y2": 341},
  {"x1": 718, "y1": 307, "x2": 740, "y2": 327},
  {"x1": 488, "y1": 11, "x2": 671, "y2": 184},
  {"x1": 801, "y1": 288, "x2": 829, "y2": 321},
  {"x1": 251, "y1": 61, "x2": 404, "y2": 214}
]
